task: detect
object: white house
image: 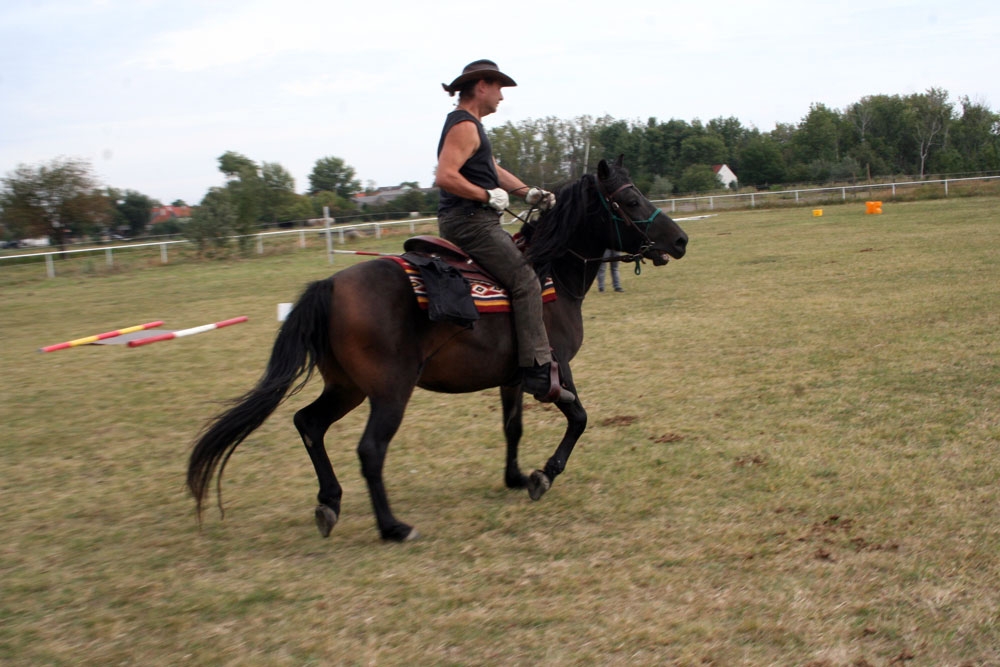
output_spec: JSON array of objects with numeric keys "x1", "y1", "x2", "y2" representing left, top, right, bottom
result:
[{"x1": 712, "y1": 164, "x2": 738, "y2": 189}]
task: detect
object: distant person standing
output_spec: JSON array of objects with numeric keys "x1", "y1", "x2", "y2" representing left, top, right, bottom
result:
[{"x1": 597, "y1": 249, "x2": 624, "y2": 293}]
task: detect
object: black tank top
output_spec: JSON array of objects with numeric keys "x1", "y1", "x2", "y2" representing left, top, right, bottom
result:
[{"x1": 437, "y1": 109, "x2": 499, "y2": 214}]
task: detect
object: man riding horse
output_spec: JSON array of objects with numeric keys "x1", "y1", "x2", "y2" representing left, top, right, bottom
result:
[{"x1": 435, "y1": 59, "x2": 574, "y2": 404}]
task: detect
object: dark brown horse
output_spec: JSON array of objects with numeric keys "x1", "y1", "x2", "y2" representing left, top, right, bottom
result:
[{"x1": 188, "y1": 156, "x2": 688, "y2": 542}]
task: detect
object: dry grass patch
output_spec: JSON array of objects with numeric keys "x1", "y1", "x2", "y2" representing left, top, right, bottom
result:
[{"x1": 2, "y1": 198, "x2": 999, "y2": 665}]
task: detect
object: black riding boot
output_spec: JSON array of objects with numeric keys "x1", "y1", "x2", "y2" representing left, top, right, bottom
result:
[{"x1": 521, "y1": 363, "x2": 576, "y2": 404}]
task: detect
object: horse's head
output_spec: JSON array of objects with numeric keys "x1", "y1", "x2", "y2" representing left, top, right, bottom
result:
[{"x1": 597, "y1": 155, "x2": 688, "y2": 265}]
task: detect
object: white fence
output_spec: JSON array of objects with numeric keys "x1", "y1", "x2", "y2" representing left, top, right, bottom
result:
[
  {"x1": 4, "y1": 175, "x2": 998, "y2": 278},
  {"x1": 0, "y1": 216, "x2": 442, "y2": 279},
  {"x1": 652, "y1": 175, "x2": 1000, "y2": 214}
]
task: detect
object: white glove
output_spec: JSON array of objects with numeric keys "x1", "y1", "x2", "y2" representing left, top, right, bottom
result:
[
  {"x1": 486, "y1": 187, "x2": 509, "y2": 212},
  {"x1": 525, "y1": 187, "x2": 556, "y2": 211}
]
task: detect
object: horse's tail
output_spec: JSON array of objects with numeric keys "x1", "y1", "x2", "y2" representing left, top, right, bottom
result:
[{"x1": 187, "y1": 277, "x2": 334, "y2": 517}]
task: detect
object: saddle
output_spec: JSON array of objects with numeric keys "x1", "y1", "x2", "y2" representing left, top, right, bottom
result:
[
  {"x1": 390, "y1": 236, "x2": 570, "y2": 402},
  {"x1": 401, "y1": 235, "x2": 501, "y2": 285},
  {"x1": 387, "y1": 235, "x2": 556, "y2": 322}
]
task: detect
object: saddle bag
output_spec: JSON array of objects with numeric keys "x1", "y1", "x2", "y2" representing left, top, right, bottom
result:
[{"x1": 400, "y1": 253, "x2": 480, "y2": 327}]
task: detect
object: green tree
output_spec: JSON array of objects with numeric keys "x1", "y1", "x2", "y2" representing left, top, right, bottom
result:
[
  {"x1": 679, "y1": 135, "x2": 729, "y2": 168},
  {"x1": 260, "y1": 161, "x2": 298, "y2": 224},
  {"x1": 863, "y1": 94, "x2": 914, "y2": 175},
  {"x1": 108, "y1": 188, "x2": 158, "y2": 237},
  {"x1": 217, "y1": 151, "x2": 262, "y2": 251},
  {"x1": 639, "y1": 118, "x2": 680, "y2": 182},
  {"x1": 490, "y1": 118, "x2": 569, "y2": 188},
  {"x1": 564, "y1": 115, "x2": 602, "y2": 178},
  {"x1": 596, "y1": 120, "x2": 643, "y2": 172},
  {"x1": 906, "y1": 87, "x2": 954, "y2": 177},
  {"x1": 707, "y1": 116, "x2": 748, "y2": 166},
  {"x1": 676, "y1": 164, "x2": 721, "y2": 193},
  {"x1": 845, "y1": 97, "x2": 884, "y2": 179},
  {"x1": 738, "y1": 137, "x2": 787, "y2": 186},
  {"x1": 218, "y1": 151, "x2": 258, "y2": 178},
  {"x1": 308, "y1": 156, "x2": 361, "y2": 197},
  {"x1": 185, "y1": 187, "x2": 235, "y2": 256},
  {"x1": 791, "y1": 103, "x2": 843, "y2": 166},
  {"x1": 310, "y1": 191, "x2": 352, "y2": 219},
  {"x1": 0, "y1": 158, "x2": 109, "y2": 250},
  {"x1": 274, "y1": 194, "x2": 316, "y2": 225},
  {"x1": 946, "y1": 96, "x2": 1000, "y2": 172},
  {"x1": 649, "y1": 175, "x2": 673, "y2": 197}
]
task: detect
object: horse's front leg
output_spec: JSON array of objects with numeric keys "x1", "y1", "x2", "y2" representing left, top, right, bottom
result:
[
  {"x1": 357, "y1": 396, "x2": 418, "y2": 542},
  {"x1": 500, "y1": 385, "x2": 528, "y2": 489},
  {"x1": 527, "y1": 365, "x2": 588, "y2": 501}
]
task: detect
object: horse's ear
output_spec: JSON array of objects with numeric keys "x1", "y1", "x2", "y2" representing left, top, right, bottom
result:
[
  {"x1": 614, "y1": 154, "x2": 625, "y2": 167},
  {"x1": 597, "y1": 159, "x2": 610, "y2": 180}
]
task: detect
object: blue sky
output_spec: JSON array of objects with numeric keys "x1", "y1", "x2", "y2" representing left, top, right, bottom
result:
[{"x1": 1, "y1": 0, "x2": 996, "y2": 205}]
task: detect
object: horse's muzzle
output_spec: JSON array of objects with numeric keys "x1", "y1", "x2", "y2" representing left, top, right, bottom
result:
[{"x1": 646, "y1": 236, "x2": 687, "y2": 264}]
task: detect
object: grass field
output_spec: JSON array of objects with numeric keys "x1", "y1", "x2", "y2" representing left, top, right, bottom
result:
[{"x1": 2, "y1": 198, "x2": 999, "y2": 665}]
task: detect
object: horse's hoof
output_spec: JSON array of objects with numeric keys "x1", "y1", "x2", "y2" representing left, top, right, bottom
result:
[
  {"x1": 528, "y1": 470, "x2": 551, "y2": 501},
  {"x1": 314, "y1": 505, "x2": 338, "y2": 538},
  {"x1": 505, "y1": 471, "x2": 529, "y2": 489},
  {"x1": 382, "y1": 523, "x2": 419, "y2": 542}
]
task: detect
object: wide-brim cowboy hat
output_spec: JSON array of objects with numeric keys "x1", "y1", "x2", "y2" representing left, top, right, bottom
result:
[{"x1": 442, "y1": 59, "x2": 517, "y2": 95}]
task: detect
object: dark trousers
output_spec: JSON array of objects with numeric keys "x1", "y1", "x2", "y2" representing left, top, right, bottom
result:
[
  {"x1": 438, "y1": 209, "x2": 551, "y2": 367},
  {"x1": 597, "y1": 248, "x2": 622, "y2": 290}
]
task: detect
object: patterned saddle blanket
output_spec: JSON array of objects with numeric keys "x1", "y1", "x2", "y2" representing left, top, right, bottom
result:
[{"x1": 385, "y1": 235, "x2": 555, "y2": 318}]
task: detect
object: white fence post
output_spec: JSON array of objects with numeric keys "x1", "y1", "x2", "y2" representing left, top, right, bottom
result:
[
  {"x1": 46, "y1": 254, "x2": 55, "y2": 278},
  {"x1": 160, "y1": 243, "x2": 168, "y2": 264},
  {"x1": 324, "y1": 206, "x2": 334, "y2": 264}
]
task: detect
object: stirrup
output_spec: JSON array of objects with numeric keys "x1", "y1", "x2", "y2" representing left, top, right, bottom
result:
[{"x1": 531, "y1": 361, "x2": 576, "y2": 404}]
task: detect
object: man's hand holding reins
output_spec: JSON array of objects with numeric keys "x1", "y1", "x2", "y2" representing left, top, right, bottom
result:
[{"x1": 525, "y1": 187, "x2": 556, "y2": 211}]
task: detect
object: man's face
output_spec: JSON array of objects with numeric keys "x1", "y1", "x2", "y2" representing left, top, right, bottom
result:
[{"x1": 480, "y1": 79, "x2": 505, "y2": 115}]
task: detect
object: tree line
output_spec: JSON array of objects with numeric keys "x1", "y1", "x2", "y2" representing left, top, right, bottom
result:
[
  {"x1": 488, "y1": 88, "x2": 1000, "y2": 196},
  {"x1": 0, "y1": 152, "x2": 435, "y2": 253},
  {"x1": 3, "y1": 87, "x2": 997, "y2": 251}
]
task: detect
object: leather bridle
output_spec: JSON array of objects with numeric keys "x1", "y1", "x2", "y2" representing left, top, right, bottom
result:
[
  {"x1": 514, "y1": 176, "x2": 667, "y2": 298},
  {"x1": 596, "y1": 180, "x2": 664, "y2": 262}
]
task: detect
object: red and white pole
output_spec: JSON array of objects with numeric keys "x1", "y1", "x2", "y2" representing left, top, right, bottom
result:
[
  {"x1": 40, "y1": 321, "x2": 165, "y2": 353},
  {"x1": 127, "y1": 316, "x2": 248, "y2": 348}
]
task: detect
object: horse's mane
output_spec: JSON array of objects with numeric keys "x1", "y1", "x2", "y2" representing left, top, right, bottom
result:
[{"x1": 522, "y1": 174, "x2": 605, "y2": 277}]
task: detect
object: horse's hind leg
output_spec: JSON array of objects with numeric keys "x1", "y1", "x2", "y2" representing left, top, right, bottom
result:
[
  {"x1": 500, "y1": 386, "x2": 528, "y2": 489},
  {"x1": 294, "y1": 385, "x2": 364, "y2": 537}
]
